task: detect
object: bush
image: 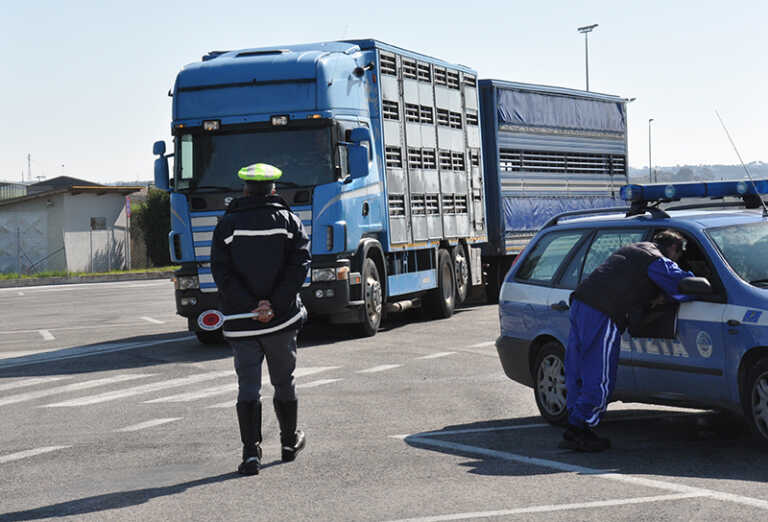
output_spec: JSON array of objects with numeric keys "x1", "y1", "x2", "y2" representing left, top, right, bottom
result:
[{"x1": 134, "y1": 189, "x2": 171, "y2": 267}]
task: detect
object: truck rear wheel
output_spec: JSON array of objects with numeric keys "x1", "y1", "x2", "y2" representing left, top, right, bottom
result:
[
  {"x1": 453, "y1": 245, "x2": 470, "y2": 306},
  {"x1": 357, "y1": 257, "x2": 383, "y2": 337},
  {"x1": 423, "y1": 249, "x2": 456, "y2": 319}
]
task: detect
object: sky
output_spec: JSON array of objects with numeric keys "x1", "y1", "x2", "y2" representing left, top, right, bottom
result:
[{"x1": 2, "y1": 1, "x2": 766, "y2": 184}]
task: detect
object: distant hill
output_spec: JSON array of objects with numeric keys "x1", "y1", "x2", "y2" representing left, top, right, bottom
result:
[{"x1": 629, "y1": 162, "x2": 768, "y2": 184}]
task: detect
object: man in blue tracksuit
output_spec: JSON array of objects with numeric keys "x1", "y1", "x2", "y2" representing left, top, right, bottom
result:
[
  {"x1": 211, "y1": 163, "x2": 311, "y2": 475},
  {"x1": 561, "y1": 230, "x2": 695, "y2": 451}
]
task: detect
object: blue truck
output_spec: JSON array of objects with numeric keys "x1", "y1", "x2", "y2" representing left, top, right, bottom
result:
[{"x1": 152, "y1": 40, "x2": 628, "y2": 342}]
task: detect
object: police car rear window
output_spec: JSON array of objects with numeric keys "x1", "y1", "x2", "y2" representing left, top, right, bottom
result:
[{"x1": 516, "y1": 231, "x2": 586, "y2": 283}]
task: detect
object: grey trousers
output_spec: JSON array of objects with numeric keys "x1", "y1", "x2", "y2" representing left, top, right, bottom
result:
[{"x1": 229, "y1": 328, "x2": 298, "y2": 402}]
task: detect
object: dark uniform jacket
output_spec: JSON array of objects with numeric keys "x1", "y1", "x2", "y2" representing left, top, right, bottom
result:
[
  {"x1": 211, "y1": 194, "x2": 311, "y2": 338},
  {"x1": 572, "y1": 242, "x2": 664, "y2": 331}
]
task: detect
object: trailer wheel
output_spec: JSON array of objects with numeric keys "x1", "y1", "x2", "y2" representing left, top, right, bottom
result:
[
  {"x1": 423, "y1": 249, "x2": 456, "y2": 319},
  {"x1": 357, "y1": 257, "x2": 383, "y2": 337},
  {"x1": 453, "y1": 245, "x2": 470, "y2": 306}
]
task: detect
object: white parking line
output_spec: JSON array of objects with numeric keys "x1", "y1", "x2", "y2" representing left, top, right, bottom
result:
[
  {"x1": 384, "y1": 493, "x2": 706, "y2": 522},
  {"x1": 140, "y1": 316, "x2": 165, "y2": 325},
  {"x1": 17, "y1": 292, "x2": 24, "y2": 296},
  {"x1": 415, "y1": 352, "x2": 456, "y2": 360},
  {"x1": 297, "y1": 378, "x2": 342, "y2": 388},
  {"x1": 0, "y1": 374, "x2": 155, "y2": 407},
  {"x1": 0, "y1": 376, "x2": 72, "y2": 392},
  {"x1": 390, "y1": 423, "x2": 548, "y2": 440},
  {"x1": 401, "y1": 434, "x2": 768, "y2": 511},
  {"x1": 357, "y1": 364, "x2": 402, "y2": 374},
  {"x1": 467, "y1": 341, "x2": 494, "y2": 348},
  {"x1": 0, "y1": 446, "x2": 72, "y2": 464},
  {"x1": 43, "y1": 370, "x2": 233, "y2": 407},
  {"x1": 38, "y1": 330, "x2": 55, "y2": 341},
  {"x1": 115, "y1": 418, "x2": 182, "y2": 432},
  {"x1": 143, "y1": 383, "x2": 236, "y2": 403}
]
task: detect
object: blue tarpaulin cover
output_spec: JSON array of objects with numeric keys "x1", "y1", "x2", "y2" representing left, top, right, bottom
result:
[
  {"x1": 497, "y1": 90, "x2": 626, "y2": 133},
  {"x1": 503, "y1": 196, "x2": 625, "y2": 232}
]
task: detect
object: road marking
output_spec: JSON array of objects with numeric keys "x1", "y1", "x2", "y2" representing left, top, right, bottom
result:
[
  {"x1": 0, "y1": 376, "x2": 72, "y2": 392},
  {"x1": 17, "y1": 292, "x2": 24, "y2": 296},
  {"x1": 38, "y1": 330, "x2": 55, "y2": 341},
  {"x1": 466, "y1": 341, "x2": 494, "y2": 348},
  {"x1": 43, "y1": 370, "x2": 233, "y2": 407},
  {"x1": 144, "y1": 383, "x2": 236, "y2": 403},
  {"x1": 401, "y1": 434, "x2": 768, "y2": 511},
  {"x1": 206, "y1": 396, "x2": 272, "y2": 409},
  {"x1": 384, "y1": 493, "x2": 707, "y2": 522},
  {"x1": 390, "y1": 423, "x2": 548, "y2": 440},
  {"x1": 297, "y1": 378, "x2": 342, "y2": 388},
  {"x1": 0, "y1": 280, "x2": 169, "y2": 293},
  {"x1": 0, "y1": 374, "x2": 155, "y2": 407},
  {"x1": 115, "y1": 418, "x2": 182, "y2": 432},
  {"x1": 140, "y1": 316, "x2": 165, "y2": 325},
  {"x1": 0, "y1": 335, "x2": 195, "y2": 370},
  {"x1": 415, "y1": 352, "x2": 456, "y2": 360},
  {"x1": 144, "y1": 367, "x2": 340, "y2": 403},
  {"x1": 0, "y1": 446, "x2": 72, "y2": 464},
  {"x1": 357, "y1": 364, "x2": 402, "y2": 374}
]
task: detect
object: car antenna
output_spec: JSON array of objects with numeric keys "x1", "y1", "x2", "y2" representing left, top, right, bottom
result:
[{"x1": 715, "y1": 110, "x2": 768, "y2": 217}]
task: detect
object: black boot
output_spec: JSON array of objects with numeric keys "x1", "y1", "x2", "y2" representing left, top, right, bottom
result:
[
  {"x1": 273, "y1": 398, "x2": 305, "y2": 462},
  {"x1": 558, "y1": 423, "x2": 610, "y2": 452},
  {"x1": 236, "y1": 401, "x2": 262, "y2": 475}
]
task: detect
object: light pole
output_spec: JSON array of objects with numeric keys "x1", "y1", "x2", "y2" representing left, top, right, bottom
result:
[
  {"x1": 577, "y1": 24, "x2": 598, "y2": 91},
  {"x1": 648, "y1": 118, "x2": 654, "y2": 183}
]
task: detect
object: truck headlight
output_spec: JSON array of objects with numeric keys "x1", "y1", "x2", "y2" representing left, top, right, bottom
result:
[
  {"x1": 175, "y1": 275, "x2": 200, "y2": 290},
  {"x1": 312, "y1": 268, "x2": 336, "y2": 282}
]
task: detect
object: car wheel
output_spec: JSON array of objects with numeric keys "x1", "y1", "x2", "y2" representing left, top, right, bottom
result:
[
  {"x1": 533, "y1": 342, "x2": 568, "y2": 425},
  {"x1": 744, "y1": 357, "x2": 768, "y2": 444},
  {"x1": 357, "y1": 257, "x2": 383, "y2": 337}
]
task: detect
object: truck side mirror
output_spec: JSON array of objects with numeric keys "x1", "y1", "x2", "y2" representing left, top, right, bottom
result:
[
  {"x1": 347, "y1": 127, "x2": 371, "y2": 180},
  {"x1": 153, "y1": 140, "x2": 166, "y2": 156},
  {"x1": 153, "y1": 140, "x2": 170, "y2": 191},
  {"x1": 678, "y1": 277, "x2": 712, "y2": 295}
]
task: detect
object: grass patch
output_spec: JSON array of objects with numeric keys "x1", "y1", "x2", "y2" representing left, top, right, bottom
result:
[{"x1": 0, "y1": 266, "x2": 179, "y2": 280}]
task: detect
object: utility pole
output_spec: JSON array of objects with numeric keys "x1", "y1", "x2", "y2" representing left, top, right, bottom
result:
[
  {"x1": 577, "y1": 24, "x2": 598, "y2": 91},
  {"x1": 648, "y1": 118, "x2": 654, "y2": 183},
  {"x1": 27, "y1": 153, "x2": 31, "y2": 183}
]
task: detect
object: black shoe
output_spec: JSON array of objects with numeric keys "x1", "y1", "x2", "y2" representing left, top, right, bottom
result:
[
  {"x1": 238, "y1": 443, "x2": 262, "y2": 475},
  {"x1": 236, "y1": 401, "x2": 263, "y2": 475},
  {"x1": 281, "y1": 430, "x2": 306, "y2": 462},
  {"x1": 558, "y1": 424, "x2": 610, "y2": 452}
]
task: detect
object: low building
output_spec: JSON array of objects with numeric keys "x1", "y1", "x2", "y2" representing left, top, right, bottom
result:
[{"x1": 0, "y1": 177, "x2": 142, "y2": 274}]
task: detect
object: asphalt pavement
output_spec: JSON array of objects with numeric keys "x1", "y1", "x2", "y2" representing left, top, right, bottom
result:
[{"x1": 0, "y1": 281, "x2": 767, "y2": 521}]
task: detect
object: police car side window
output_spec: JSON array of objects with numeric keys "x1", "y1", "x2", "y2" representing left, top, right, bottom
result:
[
  {"x1": 557, "y1": 236, "x2": 591, "y2": 290},
  {"x1": 516, "y1": 231, "x2": 586, "y2": 284},
  {"x1": 581, "y1": 229, "x2": 647, "y2": 279}
]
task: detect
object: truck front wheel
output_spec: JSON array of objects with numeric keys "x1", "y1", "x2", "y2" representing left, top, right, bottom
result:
[{"x1": 357, "y1": 257, "x2": 383, "y2": 337}]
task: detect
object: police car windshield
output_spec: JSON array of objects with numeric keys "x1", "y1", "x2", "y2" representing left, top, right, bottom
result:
[
  {"x1": 175, "y1": 127, "x2": 335, "y2": 191},
  {"x1": 708, "y1": 222, "x2": 768, "y2": 286}
]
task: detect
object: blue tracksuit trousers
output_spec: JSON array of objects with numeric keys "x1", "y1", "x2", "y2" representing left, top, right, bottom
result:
[{"x1": 566, "y1": 299, "x2": 621, "y2": 427}]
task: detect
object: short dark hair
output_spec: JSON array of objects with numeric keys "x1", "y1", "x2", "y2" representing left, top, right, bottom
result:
[
  {"x1": 653, "y1": 229, "x2": 685, "y2": 251},
  {"x1": 243, "y1": 180, "x2": 275, "y2": 196}
]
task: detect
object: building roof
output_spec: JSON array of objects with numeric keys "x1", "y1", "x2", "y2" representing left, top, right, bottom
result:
[
  {"x1": 27, "y1": 176, "x2": 102, "y2": 194},
  {"x1": 0, "y1": 185, "x2": 143, "y2": 209}
]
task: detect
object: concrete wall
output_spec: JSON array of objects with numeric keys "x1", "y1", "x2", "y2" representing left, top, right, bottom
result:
[{"x1": 0, "y1": 192, "x2": 132, "y2": 274}]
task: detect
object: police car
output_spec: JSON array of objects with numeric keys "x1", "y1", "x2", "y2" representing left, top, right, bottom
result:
[{"x1": 496, "y1": 179, "x2": 768, "y2": 443}]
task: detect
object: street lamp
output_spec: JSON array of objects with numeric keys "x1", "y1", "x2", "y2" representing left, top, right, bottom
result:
[
  {"x1": 577, "y1": 24, "x2": 598, "y2": 91},
  {"x1": 648, "y1": 118, "x2": 654, "y2": 183}
]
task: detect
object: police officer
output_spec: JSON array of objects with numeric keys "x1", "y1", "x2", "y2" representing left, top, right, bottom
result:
[
  {"x1": 211, "y1": 163, "x2": 311, "y2": 475},
  {"x1": 561, "y1": 230, "x2": 695, "y2": 452}
]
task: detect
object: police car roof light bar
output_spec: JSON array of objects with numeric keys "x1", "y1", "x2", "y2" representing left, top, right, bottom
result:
[{"x1": 620, "y1": 179, "x2": 768, "y2": 209}]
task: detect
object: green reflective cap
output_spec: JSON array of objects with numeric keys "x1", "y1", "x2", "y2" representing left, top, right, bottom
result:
[{"x1": 237, "y1": 163, "x2": 282, "y2": 181}]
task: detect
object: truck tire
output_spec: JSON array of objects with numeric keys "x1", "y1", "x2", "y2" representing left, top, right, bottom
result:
[
  {"x1": 743, "y1": 356, "x2": 768, "y2": 444},
  {"x1": 533, "y1": 342, "x2": 569, "y2": 426},
  {"x1": 453, "y1": 245, "x2": 470, "y2": 306},
  {"x1": 357, "y1": 257, "x2": 383, "y2": 337},
  {"x1": 423, "y1": 249, "x2": 456, "y2": 319}
]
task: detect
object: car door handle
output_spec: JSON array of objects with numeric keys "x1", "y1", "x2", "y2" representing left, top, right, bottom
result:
[
  {"x1": 551, "y1": 301, "x2": 570, "y2": 312},
  {"x1": 727, "y1": 319, "x2": 741, "y2": 327}
]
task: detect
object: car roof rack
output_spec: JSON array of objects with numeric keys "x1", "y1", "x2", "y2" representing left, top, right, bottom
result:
[
  {"x1": 665, "y1": 195, "x2": 766, "y2": 212},
  {"x1": 542, "y1": 206, "x2": 668, "y2": 229}
]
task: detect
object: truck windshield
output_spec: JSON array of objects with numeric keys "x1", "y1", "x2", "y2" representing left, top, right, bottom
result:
[
  {"x1": 708, "y1": 222, "x2": 768, "y2": 287},
  {"x1": 175, "y1": 126, "x2": 336, "y2": 191}
]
